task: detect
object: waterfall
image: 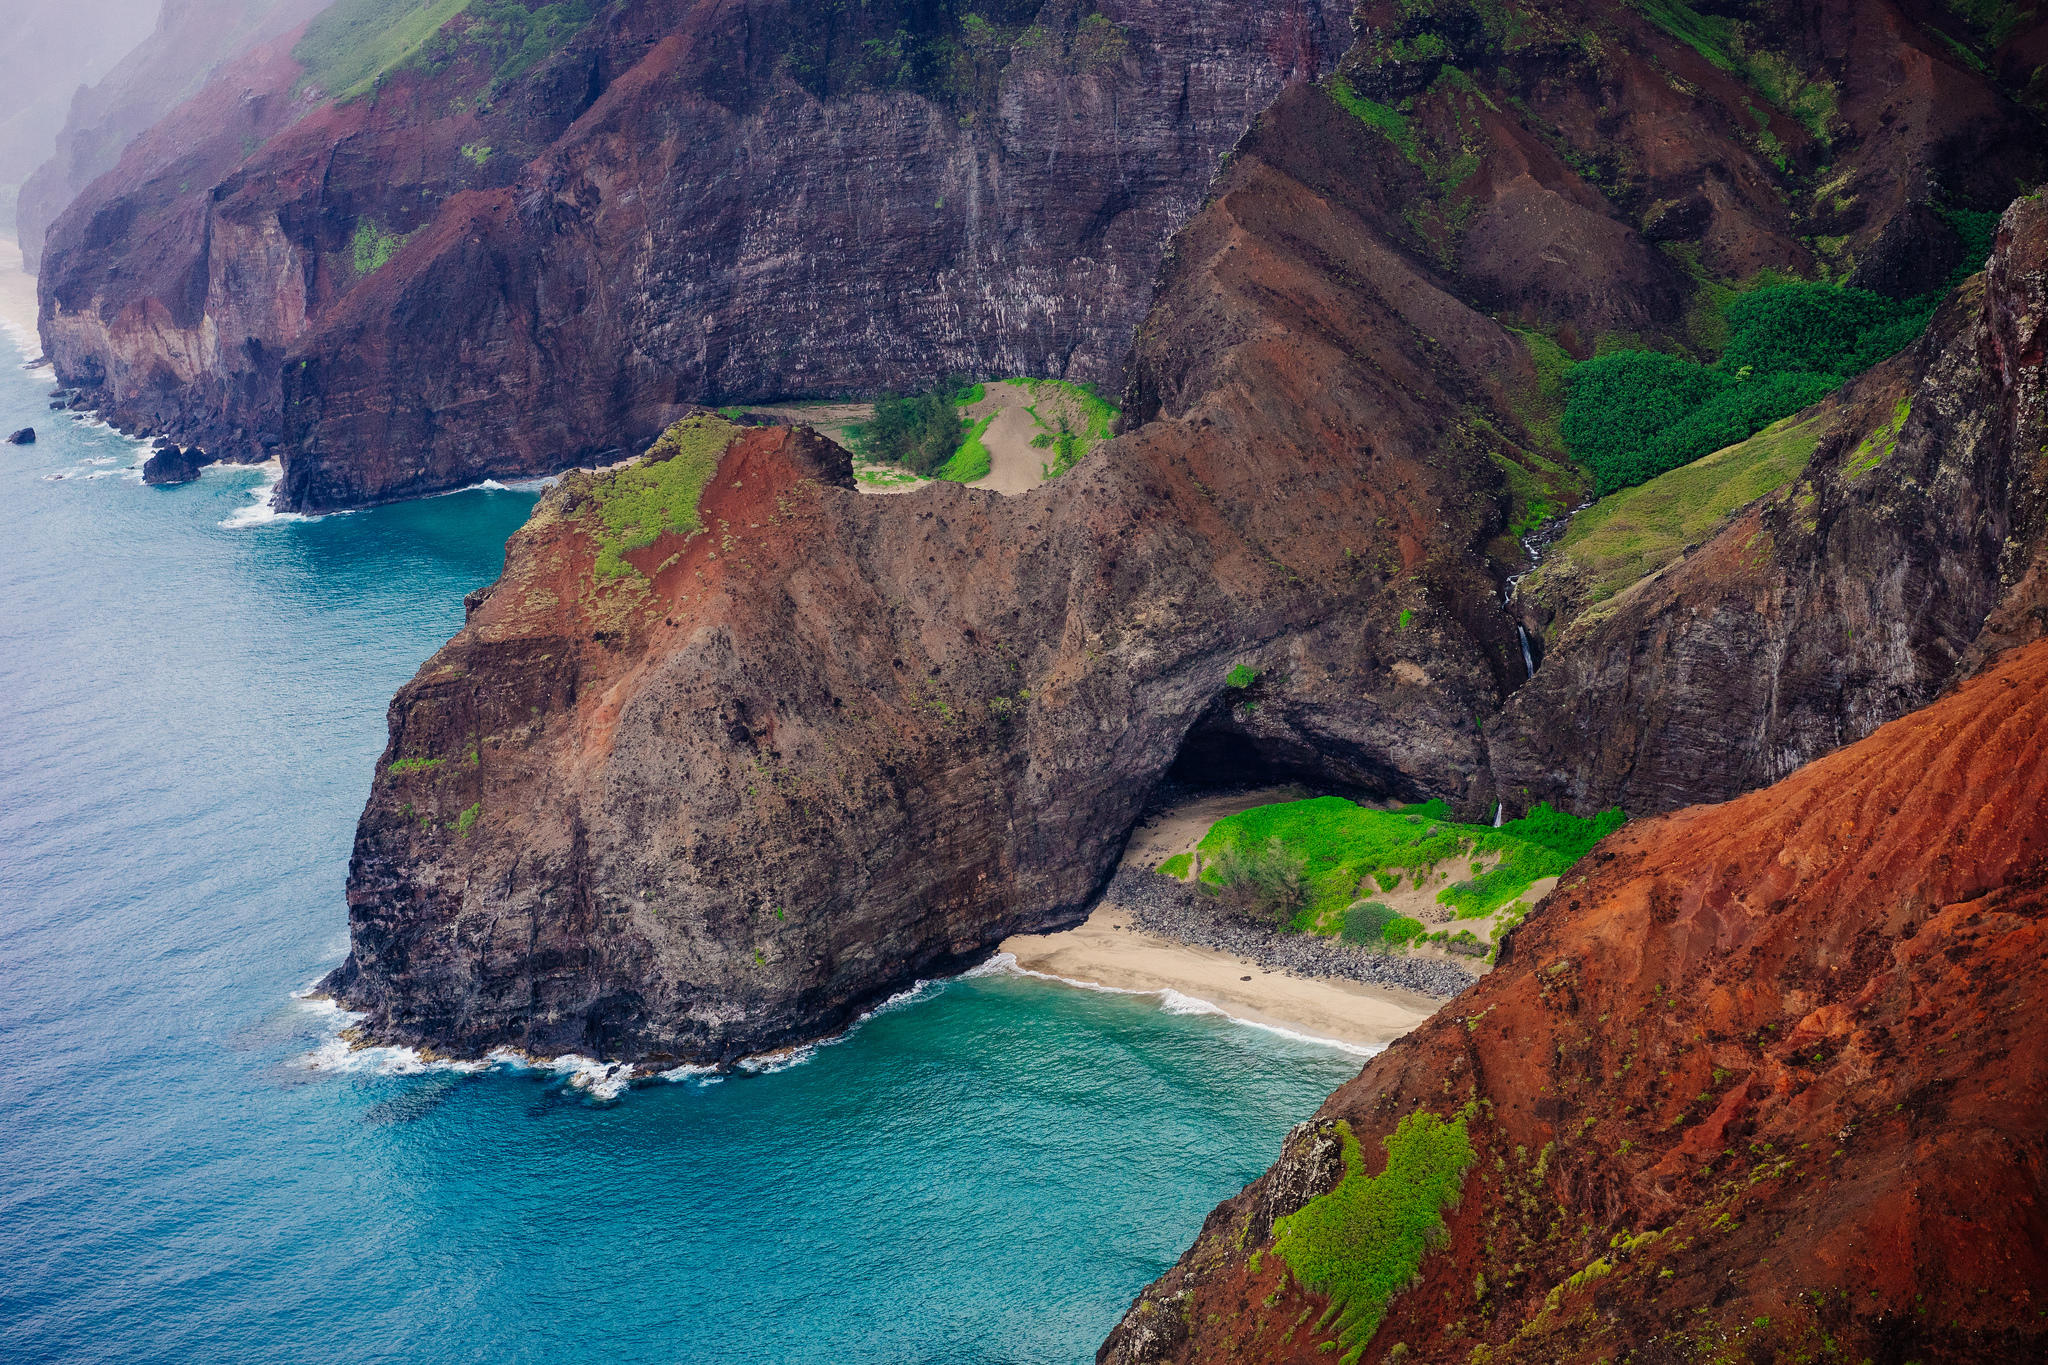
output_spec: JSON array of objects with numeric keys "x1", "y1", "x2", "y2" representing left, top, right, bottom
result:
[
  {"x1": 1517, "y1": 624, "x2": 1536, "y2": 680},
  {"x1": 1494, "y1": 803, "x2": 1503, "y2": 827}
]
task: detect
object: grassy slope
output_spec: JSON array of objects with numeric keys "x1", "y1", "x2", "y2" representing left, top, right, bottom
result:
[
  {"x1": 295, "y1": 0, "x2": 473, "y2": 97},
  {"x1": 1267, "y1": 1111, "x2": 1477, "y2": 1363},
  {"x1": 584, "y1": 414, "x2": 739, "y2": 579},
  {"x1": 1196, "y1": 797, "x2": 1622, "y2": 936},
  {"x1": 1525, "y1": 411, "x2": 1825, "y2": 624}
]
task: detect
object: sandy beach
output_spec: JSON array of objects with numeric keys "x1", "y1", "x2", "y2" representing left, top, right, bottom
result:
[
  {"x1": 998, "y1": 786, "x2": 1449, "y2": 1051},
  {"x1": 0, "y1": 237, "x2": 41, "y2": 339},
  {"x1": 1001, "y1": 902, "x2": 1440, "y2": 1050}
]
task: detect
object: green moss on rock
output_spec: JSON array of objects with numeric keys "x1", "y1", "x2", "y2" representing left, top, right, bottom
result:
[
  {"x1": 585, "y1": 415, "x2": 740, "y2": 580},
  {"x1": 1271, "y1": 1111, "x2": 1477, "y2": 1360}
]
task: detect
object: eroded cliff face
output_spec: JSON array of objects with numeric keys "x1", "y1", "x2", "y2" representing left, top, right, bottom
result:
[
  {"x1": 38, "y1": 0, "x2": 2046, "y2": 506},
  {"x1": 38, "y1": 0, "x2": 1348, "y2": 492},
  {"x1": 1492, "y1": 193, "x2": 2048, "y2": 816},
  {"x1": 325, "y1": 80, "x2": 1555, "y2": 1059},
  {"x1": 13, "y1": 0, "x2": 331, "y2": 277},
  {"x1": 327, "y1": 2, "x2": 2048, "y2": 1062},
  {"x1": 1099, "y1": 632, "x2": 2048, "y2": 1364}
]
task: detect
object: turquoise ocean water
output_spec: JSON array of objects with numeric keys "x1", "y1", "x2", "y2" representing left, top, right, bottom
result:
[{"x1": 0, "y1": 335, "x2": 1367, "y2": 1363}]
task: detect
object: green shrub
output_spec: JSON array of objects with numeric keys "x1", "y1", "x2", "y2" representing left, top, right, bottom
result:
[
  {"x1": 1157, "y1": 852, "x2": 1194, "y2": 880},
  {"x1": 1341, "y1": 901, "x2": 1398, "y2": 946},
  {"x1": 386, "y1": 756, "x2": 444, "y2": 776},
  {"x1": 1564, "y1": 283, "x2": 1933, "y2": 494},
  {"x1": 1209, "y1": 837, "x2": 1311, "y2": 927},
  {"x1": 852, "y1": 390, "x2": 970, "y2": 475},
  {"x1": 1382, "y1": 915, "x2": 1425, "y2": 946},
  {"x1": 1226, "y1": 664, "x2": 1260, "y2": 688},
  {"x1": 1270, "y1": 1112, "x2": 1476, "y2": 1355}
]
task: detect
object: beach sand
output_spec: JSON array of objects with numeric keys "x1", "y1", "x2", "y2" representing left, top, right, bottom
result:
[
  {"x1": 998, "y1": 785, "x2": 1446, "y2": 1050},
  {"x1": 1001, "y1": 903, "x2": 1440, "y2": 1050},
  {"x1": 0, "y1": 237, "x2": 41, "y2": 340}
]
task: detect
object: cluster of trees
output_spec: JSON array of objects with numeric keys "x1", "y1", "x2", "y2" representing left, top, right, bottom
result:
[
  {"x1": 850, "y1": 380, "x2": 972, "y2": 475},
  {"x1": 1563, "y1": 283, "x2": 1936, "y2": 494}
]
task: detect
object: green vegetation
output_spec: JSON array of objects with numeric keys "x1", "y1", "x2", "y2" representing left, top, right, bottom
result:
[
  {"x1": 294, "y1": 0, "x2": 592, "y2": 102},
  {"x1": 1939, "y1": 1, "x2": 2040, "y2": 50},
  {"x1": 934, "y1": 412, "x2": 995, "y2": 483},
  {"x1": 420, "y1": 1, "x2": 591, "y2": 88},
  {"x1": 1157, "y1": 852, "x2": 1194, "y2": 880},
  {"x1": 1327, "y1": 73, "x2": 1420, "y2": 163},
  {"x1": 1226, "y1": 664, "x2": 1260, "y2": 688},
  {"x1": 294, "y1": 0, "x2": 470, "y2": 98},
  {"x1": 584, "y1": 414, "x2": 738, "y2": 580},
  {"x1": 1197, "y1": 797, "x2": 1623, "y2": 934},
  {"x1": 1207, "y1": 838, "x2": 1311, "y2": 926},
  {"x1": 849, "y1": 380, "x2": 973, "y2": 476},
  {"x1": 1397, "y1": 609, "x2": 1414, "y2": 630},
  {"x1": 1270, "y1": 1111, "x2": 1477, "y2": 1361},
  {"x1": 1024, "y1": 378, "x2": 1118, "y2": 478},
  {"x1": 452, "y1": 802, "x2": 481, "y2": 836},
  {"x1": 350, "y1": 219, "x2": 415, "y2": 274},
  {"x1": 1564, "y1": 283, "x2": 1931, "y2": 494},
  {"x1": 387, "y1": 756, "x2": 445, "y2": 775},
  {"x1": 1632, "y1": 0, "x2": 1838, "y2": 141},
  {"x1": 460, "y1": 142, "x2": 492, "y2": 167},
  {"x1": 1845, "y1": 398, "x2": 1910, "y2": 477},
  {"x1": 1530, "y1": 412, "x2": 1824, "y2": 610},
  {"x1": 1340, "y1": 901, "x2": 1398, "y2": 945}
]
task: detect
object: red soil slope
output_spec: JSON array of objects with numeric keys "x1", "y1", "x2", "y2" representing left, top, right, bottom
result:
[{"x1": 1103, "y1": 634, "x2": 2048, "y2": 1364}]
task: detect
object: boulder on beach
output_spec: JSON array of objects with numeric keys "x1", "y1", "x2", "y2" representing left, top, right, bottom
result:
[{"x1": 6, "y1": 427, "x2": 33, "y2": 445}]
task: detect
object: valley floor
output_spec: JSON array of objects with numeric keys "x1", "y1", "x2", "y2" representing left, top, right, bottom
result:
[{"x1": 999, "y1": 788, "x2": 1468, "y2": 1051}]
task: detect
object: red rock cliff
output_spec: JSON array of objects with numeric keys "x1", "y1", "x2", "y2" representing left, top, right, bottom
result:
[{"x1": 1100, "y1": 629, "x2": 2048, "y2": 1365}]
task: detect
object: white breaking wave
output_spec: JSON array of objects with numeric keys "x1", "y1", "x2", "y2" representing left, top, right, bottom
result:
[
  {"x1": 220, "y1": 459, "x2": 302, "y2": 528},
  {"x1": 972, "y1": 952, "x2": 1383, "y2": 1057}
]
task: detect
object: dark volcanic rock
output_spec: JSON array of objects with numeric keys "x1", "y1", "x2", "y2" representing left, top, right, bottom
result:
[
  {"x1": 1100, "y1": 633, "x2": 2048, "y2": 1365},
  {"x1": 1109, "y1": 868, "x2": 1478, "y2": 998},
  {"x1": 328, "y1": 16, "x2": 2048, "y2": 1067},
  {"x1": 41, "y1": 0, "x2": 2044, "y2": 509},
  {"x1": 323, "y1": 77, "x2": 1575, "y2": 1064},
  {"x1": 5, "y1": 428, "x2": 33, "y2": 445},
  {"x1": 142, "y1": 445, "x2": 207, "y2": 484}
]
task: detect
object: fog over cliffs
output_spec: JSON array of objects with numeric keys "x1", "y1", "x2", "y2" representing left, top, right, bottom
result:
[{"x1": 0, "y1": 0, "x2": 159, "y2": 206}]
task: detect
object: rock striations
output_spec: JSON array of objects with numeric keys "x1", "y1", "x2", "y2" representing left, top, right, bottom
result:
[
  {"x1": 37, "y1": 0, "x2": 1349, "y2": 502},
  {"x1": 327, "y1": 2, "x2": 2048, "y2": 1069},
  {"x1": 1098, "y1": 630, "x2": 2048, "y2": 1365}
]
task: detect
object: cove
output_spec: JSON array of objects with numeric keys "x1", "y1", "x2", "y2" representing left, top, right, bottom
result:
[{"x1": 0, "y1": 341, "x2": 1361, "y2": 1364}]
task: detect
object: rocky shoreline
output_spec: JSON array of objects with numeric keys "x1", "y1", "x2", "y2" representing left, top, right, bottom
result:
[{"x1": 1106, "y1": 868, "x2": 1479, "y2": 1000}]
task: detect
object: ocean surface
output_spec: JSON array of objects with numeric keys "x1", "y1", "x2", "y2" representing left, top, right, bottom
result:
[{"x1": 0, "y1": 332, "x2": 1366, "y2": 1363}]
